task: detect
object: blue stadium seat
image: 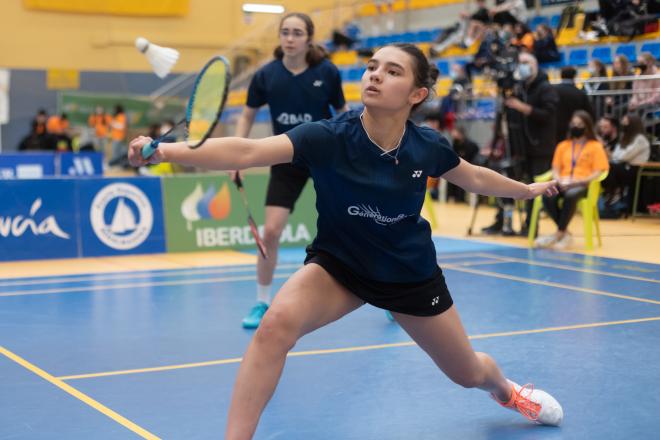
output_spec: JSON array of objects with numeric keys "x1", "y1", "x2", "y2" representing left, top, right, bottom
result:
[
  {"x1": 347, "y1": 67, "x2": 365, "y2": 82},
  {"x1": 418, "y1": 30, "x2": 434, "y2": 42},
  {"x1": 615, "y1": 44, "x2": 637, "y2": 61},
  {"x1": 550, "y1": 14, "x2": 560, "y2": 29},
  {"x1": 640, "y1": 42, "x2": 660, "y2": 59},
  {"x1": 540, "y1": 51, "x2": 566, "y2": 69},
  {"x1": 591, "y1": 46, "x2": 612, "y2": 65},
  {"x1": 435, "y1": 60, "x2": 450, "y2": 76},
  {"x1": 568, "y1": 48, "x2": 589, "y2": 66},
  {"x1": 529, "y1": 16, "x2": 550, "y2": 30}
]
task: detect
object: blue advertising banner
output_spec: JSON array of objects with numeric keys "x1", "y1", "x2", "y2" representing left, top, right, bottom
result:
[
  {"x1": 0, "y1": 154, "x2": 56, "y2": 179},
  {"x1": 0, "y1": 179, "x2": 79, "y2": 261},
  {"x1": 58, "y1": 152, "x2": 104, "y2": 177},
  {"x1": 77, "y1": 177, "x2": 166, "y2": 257}
]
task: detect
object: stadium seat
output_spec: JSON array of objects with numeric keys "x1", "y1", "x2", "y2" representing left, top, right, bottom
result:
[
  {"x1": 615, "y1": 44, "x2": 637, "y2": 61},
  {"x1": 529, "y1": 16, "x2": 550, "y2": 30},
  {"x1": 550, "y1": 14, "x2": 560, "y2": 29},
  {"x1": 568, "y1": 48, "x2": 589, "y2": 66},
  {"x1": 435, "y1": 60, "x2": 450, "y2": 76},
  {"x1": 591, "y1": 46, "x2": 612, "y2": 65},
  {"x1": 640, "y1": 42, "x2": 660, "y2": 59}
]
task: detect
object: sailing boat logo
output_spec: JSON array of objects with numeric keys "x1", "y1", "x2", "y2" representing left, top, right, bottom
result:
[{"x1": 90, "y1": 183, "x2": 154, "y2": 250}]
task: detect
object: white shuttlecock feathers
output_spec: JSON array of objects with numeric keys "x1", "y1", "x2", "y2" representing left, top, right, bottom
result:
[{"x1": 135, "y1": 37, "x2": 179, "y2": 79}]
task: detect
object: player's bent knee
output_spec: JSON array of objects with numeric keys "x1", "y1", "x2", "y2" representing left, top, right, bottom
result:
[
  {"x1": 253, "y1": 307, "x2": 299, "y2": 352},
  {"x1": 262, "y1": 225, "x2": 284, "y2": 246}
]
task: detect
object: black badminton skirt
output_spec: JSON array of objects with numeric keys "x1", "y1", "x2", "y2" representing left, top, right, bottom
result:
[{"x1": 304, "y1": 247, "x2": 453, "y2": 317}]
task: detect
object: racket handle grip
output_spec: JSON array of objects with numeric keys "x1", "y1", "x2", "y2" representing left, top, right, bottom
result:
[{"x1": 141, "y1": 140, "x2": 160, "y2": 160}]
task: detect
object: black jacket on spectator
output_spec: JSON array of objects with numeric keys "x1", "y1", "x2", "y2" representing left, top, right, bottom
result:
[
  {"x1": 533, "y1": 35, "x2": 561, "y2": 63},
  {"x1": 553, "y1": 81, "x2": 595, "y2": 144},
  {"x1": 520, "y1": 72, "x2": 559, "y2": 159}
]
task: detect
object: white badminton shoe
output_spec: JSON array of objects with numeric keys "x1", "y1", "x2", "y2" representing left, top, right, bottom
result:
[{"x1": 492, "y1": 380, "x2": 563, "y2": 426}]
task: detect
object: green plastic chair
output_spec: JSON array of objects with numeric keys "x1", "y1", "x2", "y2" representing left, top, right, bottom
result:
[{"x1": 527, "y1": 170, "x2": 609, "y2": 250}]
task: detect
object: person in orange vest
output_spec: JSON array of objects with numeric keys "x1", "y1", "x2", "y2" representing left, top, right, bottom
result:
[
  {"x1": 88, "y1": 105, "x2": 112, "y2": 154},
  {"x1": 108, "y1": 105, "x2": 128, "y2": 166},
  {"x1": 46, "y1": 113, "x2": 72, "y2": 151}
]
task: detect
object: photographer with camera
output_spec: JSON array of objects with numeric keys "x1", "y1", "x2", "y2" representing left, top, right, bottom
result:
[{"x1": 482, "y1": 52, "x2": 559, "y2": 235}]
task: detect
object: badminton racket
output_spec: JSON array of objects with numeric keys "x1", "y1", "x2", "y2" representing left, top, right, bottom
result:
[
  {"x1": 142, "y1": 55, "x2": 230, "y2": 158},
  {"x1": 233, "y1": 172, "x2": 268, "y2": 259}
]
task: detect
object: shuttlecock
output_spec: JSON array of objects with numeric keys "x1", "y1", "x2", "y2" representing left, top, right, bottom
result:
[{"x1": 135, "y1": 37, "x2": 179, "y2": 79}]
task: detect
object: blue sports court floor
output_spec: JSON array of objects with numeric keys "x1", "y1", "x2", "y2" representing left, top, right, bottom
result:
[{"x1": 1, "y1": 236, "x2": 659, "y2": 439}]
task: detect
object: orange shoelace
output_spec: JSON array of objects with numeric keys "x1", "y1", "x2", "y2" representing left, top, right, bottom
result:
[{"x1": 506, "y1": 383, "x2": 541, "y2": 421}]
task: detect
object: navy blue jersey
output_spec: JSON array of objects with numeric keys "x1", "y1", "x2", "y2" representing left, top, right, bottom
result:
[
  {"x1": 246, "y1": 58, "x2": 346, "y2": 135},
  {"x1": 286, "y1": 111, "x2": 460, "y2": 282}
]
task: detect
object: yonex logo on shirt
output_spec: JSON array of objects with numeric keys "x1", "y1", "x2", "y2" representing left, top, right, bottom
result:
[
  {"x1": 431, "y1": 296, "x2": 439, "y2": 306},
  {"x1": 412, "y1": 170, "x2": 423, "y2": 178},
  {"x1": 313, "y1": 80, "x2": 323, "y2": 87},
  {"x1": 347, "y1": 204, "x2": 411, "y2": 226}
]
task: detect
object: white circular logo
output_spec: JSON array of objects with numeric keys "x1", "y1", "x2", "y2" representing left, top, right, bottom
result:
[{"x1": 90, "y1": 183, "x2": 154, "y2": 250}]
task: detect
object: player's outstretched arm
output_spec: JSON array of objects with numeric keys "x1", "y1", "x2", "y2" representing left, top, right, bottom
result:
[
  {"x1": 128, "y1": 134, "x2": 294, "y2": 170},
  {"x1": 443, "y1": 159, "x2": 559, "y2": 200}
]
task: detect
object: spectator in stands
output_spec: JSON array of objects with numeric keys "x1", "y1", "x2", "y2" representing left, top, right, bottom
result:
[
  {"x1": 88, "y1": 105, "x2": 111, "y2": 154},
  {"x1": 607, "y1": 54, "x2": 634, "y2": 114},
  {"x1": 447, "y1": 126, "x2": 481, "y2": 202},
  {"x1": 553, "y1": 66, "x2": 594, "y2": 145},
  {"x1": 331, "y1": 20, "x2": 361, "y2": 52},
  {"x1": 460, "y1": 0, "x2": 491, "y2": 47},
  {"x1": 32, "y1": 108, "x2": 48, "y2": 136},
  {"x1": 46, "y1": 112, "x2": 73, "y2": 151},
  {"x1": 584, "y1": 59, "x2": 610, "y2": 118},
  {"x1": 532, "y1": 24, "x2": 561, "y2": 63},
  {"x1": 602, "y1": 114, "x2": 651, "y2": 211},
  {"x1": 18, "y1": 120, "x2": 56, "y2": 151},
  {"x1": 535, "y1": 110, "x2": 609, "y2": 249},
  {"x1": 489, "y1": 0, "x2": 527, "y2": 27},
  {"x1": 596, "y1": 115, "x2": 620, "y2": 154},
  {"x1": 511, "y1": 22, "x2": 534, "y2": 52},
  {"x1": 628, "y1": 52, "x2": 660, "y2": 113},
  {"x1": 482, "y1": 52, "x2": 559, "y2": 235},
  {"x1": 464, "y1": 24, "x2": 500, "y2": 80},
  {"x1": 108, "y1": 105, "x2": 128, "y2": 167}
]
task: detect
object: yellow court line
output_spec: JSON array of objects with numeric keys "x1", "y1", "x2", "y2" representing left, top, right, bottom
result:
[
  {"x1": 57, "y1": 315, "x2": 660, "y2": 381},
  {"x1": 443, "y1": 264, "x2": 660, "y2": 305},
  {"x1": 0, "y1": 273, "x2": 296, "y2": 298},
  {"x1": 0, "y1": 346, "x2": 160, "y2": 439},
  {"x1": 476, "y1": 253, "x2": 660, "y2": 284}
]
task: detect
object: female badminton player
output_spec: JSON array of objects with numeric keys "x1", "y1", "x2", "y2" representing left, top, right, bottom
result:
[
  {"x1": 129, "y1": 43, "x2": 563, "y2": 440},
  {"x1": 234, "y1": 12, "x2": 348, "y2": 329}
]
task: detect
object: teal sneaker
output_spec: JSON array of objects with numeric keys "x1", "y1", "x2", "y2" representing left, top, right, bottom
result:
[
  {"x1": 385, "y1": 310, "x2": 395, "y2": 322},
  {"x1": 242, "y1": 302, "x2": 269, "y2": 329}
]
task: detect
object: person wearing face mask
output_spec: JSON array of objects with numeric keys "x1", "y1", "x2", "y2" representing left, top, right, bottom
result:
[
  {"x1": 535, "y1": 111, "x2": 609, "y2": 249},
  {"x1": 628, "y1": 53, "x2": 660, "y2": 113},
  {"x1": 482, "y1": 52, "x2": 559, "y2": 235},
  {"x1": 553, "y1": 66, "x2": 594, "y2": 147},
  {"x1": 596, "y1": 115, "x2": 620, "y2": 154},
  {"x1": 602, "y1": 114, "x2": 651, "y2": 213}
]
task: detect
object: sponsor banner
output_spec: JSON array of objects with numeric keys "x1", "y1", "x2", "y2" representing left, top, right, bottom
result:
[
  {"x1": 78, "y1": 177, "x2": 166, "y2": 257},
  {"x1": 162, "y1": 173, "x2": 317, "y2": 253},
  {"x1": 57, "y1": 152, "x2": 103, "y2": 177},
  {"x1": 0, "y1": 153, "x2": 56, "y2": 179},
  {"x1": 0, "y1": 179, "x2": 79, "y2": 261}
]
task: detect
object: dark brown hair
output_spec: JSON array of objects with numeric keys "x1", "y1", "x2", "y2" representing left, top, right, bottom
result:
[
  {"x1": 386, "y1": 43, "x2": 439, "y2": 111},
  {"x1": 590, "y1": 59, "x2": 608, "y2": 78},
  {"x1": 620, "y1": 114, "x2": 646, "y2": 148},
  {"x1": 569, "y1": 110, "x2": 597, "y2": 140},
  {"x1": 273, "y1": 12, "x2": 328, "y2": 66}
]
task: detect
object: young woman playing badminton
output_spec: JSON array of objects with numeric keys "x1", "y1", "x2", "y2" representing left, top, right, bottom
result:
[
  {"x1": 234, "y1": 12, "x2": 348, "y2": 329},
  {"x1": 129, "y1": 43, "x2": 563, "y2": 440}
]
